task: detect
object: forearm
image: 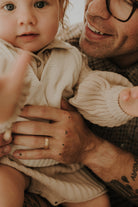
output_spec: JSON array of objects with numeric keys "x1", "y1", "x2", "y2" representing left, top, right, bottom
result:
[{"x1": 83, "y1": 135, "x2": 138, "y2": 204}]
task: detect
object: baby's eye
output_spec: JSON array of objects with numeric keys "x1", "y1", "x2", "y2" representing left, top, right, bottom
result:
[
  {"x1": 34, "y1": 1, "x2": 47, "y2": 8},
  {"x1": 4, "y1": 4, "x2": 15, "y2": 11}
]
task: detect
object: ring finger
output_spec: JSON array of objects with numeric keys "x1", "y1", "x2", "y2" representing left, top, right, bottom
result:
[{"x1": 13, "y1": 135, "x2": 52, "y2": 149}]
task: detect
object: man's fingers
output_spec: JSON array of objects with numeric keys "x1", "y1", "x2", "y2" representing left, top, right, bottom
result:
[
  {"x1": 13, "y1": 148, "x2": 54, "y2": 160},
  {"x1": 12, "y1": 120, "x2": 59, "y2": 137},
  {"x1": 13, "y1": 135, "x2": 52, "y2": 149},
  {"x1": 20, "y1": 105, "x2": 72, "y2": 122}
]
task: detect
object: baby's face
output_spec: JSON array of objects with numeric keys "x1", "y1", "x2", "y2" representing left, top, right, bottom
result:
[{"x1": 0, "y1": 0, "x2": 61, "y2": 52}]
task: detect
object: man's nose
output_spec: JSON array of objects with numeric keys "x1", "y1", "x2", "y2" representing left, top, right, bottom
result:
[{"x1": 86, "y1": 0, "x2": 110, "y2": 20}]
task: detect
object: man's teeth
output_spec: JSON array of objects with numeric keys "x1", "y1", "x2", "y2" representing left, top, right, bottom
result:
[{"x1": 88, "y1": 23, "x2": 104, "y2": 35}]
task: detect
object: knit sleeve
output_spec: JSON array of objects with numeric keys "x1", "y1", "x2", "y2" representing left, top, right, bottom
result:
[{"x1": 69, "y1": 70, "x2": 133, "y2": 127}]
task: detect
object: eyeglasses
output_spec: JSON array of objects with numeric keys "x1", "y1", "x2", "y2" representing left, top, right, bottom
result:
[{"x1": 106, "y1": 0, "x2": 138, "y2": 22}]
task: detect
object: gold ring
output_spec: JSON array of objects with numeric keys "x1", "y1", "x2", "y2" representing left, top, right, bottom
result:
[{"x1": 44, "y1": 138, "x2": 49, "y2": 149}]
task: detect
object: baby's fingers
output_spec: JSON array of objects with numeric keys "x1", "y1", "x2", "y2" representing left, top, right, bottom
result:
[
  {"x1": 120, "y1": 88, "x2": 130, "y2": 101},
  {"x1": 11, "y1": 51, "x2": 31, "y2": 91},
  {"x1": 130, "y1": 86, "x2": 138, "y2": 99}
]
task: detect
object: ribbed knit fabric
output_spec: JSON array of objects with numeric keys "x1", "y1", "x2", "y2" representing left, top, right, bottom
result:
[
  {"x1": 1, "y1": 157, "x2": 106, "y2": 206},
  {"x1": 70, "y1": 70, "x2": 133, "y2": 127}
]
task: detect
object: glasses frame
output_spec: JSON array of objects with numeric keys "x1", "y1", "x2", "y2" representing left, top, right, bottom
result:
[{"x1": 106, "y1": 0, "x2": 138, "y2": 22}]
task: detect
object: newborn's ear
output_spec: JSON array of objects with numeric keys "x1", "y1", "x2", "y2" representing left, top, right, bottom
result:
[{"x1": 61, "y1": 98, "x2": 76, "y2": 111}]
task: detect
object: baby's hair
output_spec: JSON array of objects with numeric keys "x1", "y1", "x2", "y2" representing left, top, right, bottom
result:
[{"x1": 59, "y1": 0, "x2": 69, "y2": 27}]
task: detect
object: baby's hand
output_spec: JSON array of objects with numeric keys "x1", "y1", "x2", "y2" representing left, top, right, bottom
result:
[
  {"x1": 0, "y1": 51, "x2": 31, "y2": 123},
  {"x1": 119, "y1": 86, "x2": 138, "y2": 117}
]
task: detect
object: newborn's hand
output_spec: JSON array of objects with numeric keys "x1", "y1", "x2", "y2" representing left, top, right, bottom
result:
[
  {"x1": 0, "y1": 52, "x2": 31, "y2": 123},
  {"x1": 0, "y1": 133, "x2": 12, "y2": 158},
  {"x1": 119, "y1": 86, "x2": 138, "y2": 117}
]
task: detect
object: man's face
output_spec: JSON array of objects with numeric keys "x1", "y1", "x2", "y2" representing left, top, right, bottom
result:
[{"x1": 80, "y1": 0, "x2": 138, "y2": 64}]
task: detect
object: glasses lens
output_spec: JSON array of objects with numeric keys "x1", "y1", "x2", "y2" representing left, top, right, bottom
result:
[{"x1": 109, "y1": 0, "x2": 133, "y2": 21}]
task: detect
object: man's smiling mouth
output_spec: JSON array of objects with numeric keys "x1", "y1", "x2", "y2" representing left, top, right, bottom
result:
[{"x1": 88, "y1": 23, "x2": 104, "y2": 35}]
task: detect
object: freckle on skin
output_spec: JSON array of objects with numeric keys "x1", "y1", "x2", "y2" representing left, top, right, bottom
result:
[
  {"x1": 62, "y1": 144, "x2": 64, "y2": 146},
  {"x1": 65, "y1": 130, "x2": 68, "y2": 135}
]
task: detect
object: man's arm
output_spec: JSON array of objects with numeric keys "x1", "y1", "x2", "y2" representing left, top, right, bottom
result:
[{"x1": 82, "y1": 135, "x2": 138, "y2": 205}]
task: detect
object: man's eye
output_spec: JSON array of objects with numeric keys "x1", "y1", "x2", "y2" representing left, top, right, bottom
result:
[
  {"x1": 4, "y1": 4, "x2": 15, "y2": 11},
  {"x1": 34, "y1": 1, "x2": 47, "y2": 8}
]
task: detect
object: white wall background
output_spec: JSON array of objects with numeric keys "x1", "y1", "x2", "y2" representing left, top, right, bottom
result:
[{"x1": 66, "y1": 0, "x2": 85, "y2": 25}]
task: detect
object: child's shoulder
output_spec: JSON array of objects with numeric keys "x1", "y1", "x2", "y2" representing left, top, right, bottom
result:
[{"x1": 50, "y1": 38, "x2": 82, "y2": 61}]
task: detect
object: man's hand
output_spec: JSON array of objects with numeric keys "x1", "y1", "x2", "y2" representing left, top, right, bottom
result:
[
  {"x1": 12, "y1": 100, "x2": 138, "y2": 204},
  {"x1": 12, "y1": 99, "x2": 94, "y2": 164},
  {"x1": 119, "y1": 86, "x2": 138, "y2": 117}
]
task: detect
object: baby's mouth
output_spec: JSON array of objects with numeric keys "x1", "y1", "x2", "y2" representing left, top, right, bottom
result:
[{"x1": 20, "y1": 33, "x2": 37, "y2": 36}]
